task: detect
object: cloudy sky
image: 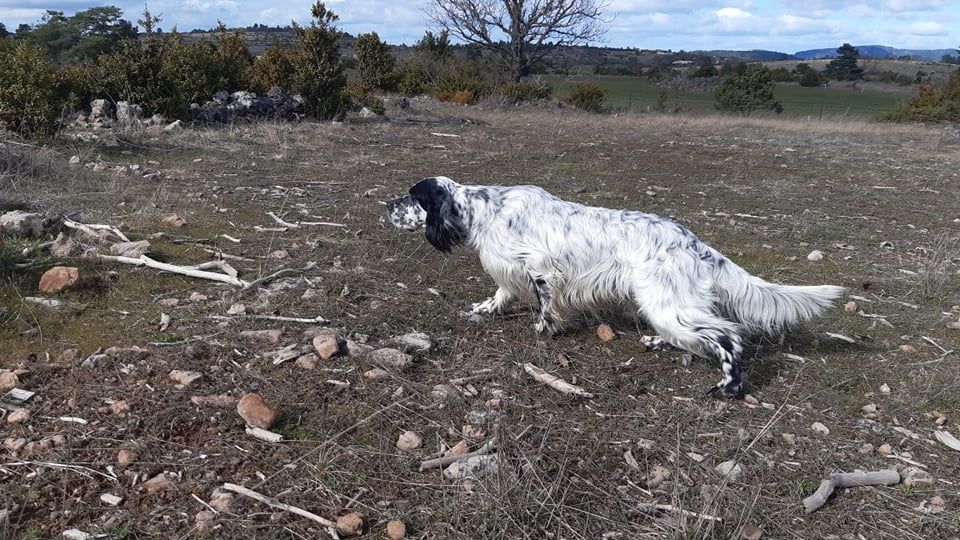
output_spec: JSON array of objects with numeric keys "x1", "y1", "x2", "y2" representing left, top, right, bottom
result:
[{"x1": 1, "y1": 0, "x2": 957, "y2": 52}]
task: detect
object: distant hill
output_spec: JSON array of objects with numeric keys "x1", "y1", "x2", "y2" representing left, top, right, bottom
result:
[
  {"x1": 699, "y1": 49, "x2": 793, "y2": 61},
  {"x1": 794, "y1": 45, "x2": 956, "y2": 61}
]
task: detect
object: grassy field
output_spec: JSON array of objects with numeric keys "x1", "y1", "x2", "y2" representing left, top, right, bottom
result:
[
  {"x1": 1, "y1": 103, "x2": 959, "y2": 539},
  {"x1": 540, "y1": 75, "x2": 910, "y2": 119}
]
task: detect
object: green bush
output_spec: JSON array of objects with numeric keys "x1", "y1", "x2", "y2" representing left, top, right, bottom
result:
[
  {"x1": 393, "y1": 61, "x2": 427, "y2": 96},
  {"x1": 249, "y1": 39, "x2": 296, "y2": 94},
  {"x1": 343, "y1": 80, "x2": 385, "y2": 114},
  {"x1": 354, "y1": 32, "x2": 396, "y2": 91},
  {"x1": 0, "y1": 41, "x2": 69, "y2": 138},
  {"x1": 214, "y1": 26, "x2": 253, "y2": 91},
  {"x1": 715, "y1": 65, "x2": 783, "y2": 116},
  {"x1": 879, "y1": 70, "x2": 960, "y2": 123},
  {"x1": 498, "y1": 81, "x2": 552, "y2": 103},
  {"x1": 289, "y1": 2, "x2": 348, "y2": 119},
  {"x1": 430, "y1": 59, "x2": 491, "y2": 100},
  {"x1": 690, "y1": 64, "x2": 719, "y2": 78},
  {"x1": 564, "y1": 82, "x2": 606, "y2": 113}
]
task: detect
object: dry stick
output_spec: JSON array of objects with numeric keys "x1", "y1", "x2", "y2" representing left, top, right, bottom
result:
[
  {"x1": 266, "y1": 212, "x2": 346, "y2": 229},
  {"x1": 636, "y1": 503, "x2": 721, "y2": 522},
  {"x1": 96, "y1": 254, "x2": 249, "y2": 287},
  {"x1": 802, "y1": 470, "x2": 901, "y2": 513},
  {"x1": 220, "y1": 483, "x2": 340, "y2": 539},
  {"x1": 419, "y1": 438, "x2": 498, "y2": 472},
  {"x1": 522, "y1": 363, "x2": 594, "y2": 398},
  {"x1": 240, "y1": 262, "x2": 318, "y2": 292},
  {"x1": 62, "y1": 217, "x2": 130, "y2": 243}
]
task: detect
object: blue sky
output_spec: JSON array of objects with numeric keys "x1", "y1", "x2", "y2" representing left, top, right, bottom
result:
[{"x1": 1, "y1": 1, "x2": 957, "y2": 52}]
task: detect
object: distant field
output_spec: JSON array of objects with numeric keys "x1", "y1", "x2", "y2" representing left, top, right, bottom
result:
[{"x1": 538, "y1": 75, "x2": 910, "y2": 119}]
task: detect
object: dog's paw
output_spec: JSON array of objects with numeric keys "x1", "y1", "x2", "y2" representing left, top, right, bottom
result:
[
  {"x1": 534, "y1": 317, "x2": 561, "y2": 336},
  {"x1": 470, "y1": 298, "x2": 497, "y2": 315},
  {"x1": 706, "y1": 381, "x2": 742, "y2": 399},
  {"x1": 640, "y1": 335, "x2": 675, "y2": 351}
]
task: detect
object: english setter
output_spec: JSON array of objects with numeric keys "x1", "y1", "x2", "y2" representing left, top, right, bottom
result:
[{"x1": 387, "y1": 176, "x2": 844, "y2": 397}]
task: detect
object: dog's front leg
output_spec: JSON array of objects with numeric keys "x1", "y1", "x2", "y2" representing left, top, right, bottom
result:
[{"x1": 470, "y1": 288, "x2": 518, "y2": 315}]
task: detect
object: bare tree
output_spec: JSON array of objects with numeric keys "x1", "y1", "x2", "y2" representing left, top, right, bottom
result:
[{"x1": 426, "y1": 0, "x2": 609, "y2": 82}]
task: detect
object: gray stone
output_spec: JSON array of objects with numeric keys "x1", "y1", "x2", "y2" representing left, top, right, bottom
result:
[{"x1": 0, "y1": 211, "x2": 43, "y2": 237}]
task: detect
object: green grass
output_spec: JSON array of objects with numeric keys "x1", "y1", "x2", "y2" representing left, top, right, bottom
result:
[{"x1": 538, "y1": 75, "x2": 907, "y2": 119}]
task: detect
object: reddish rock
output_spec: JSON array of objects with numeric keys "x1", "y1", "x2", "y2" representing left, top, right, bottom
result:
[
  {"x1": 312, "y1": 333, "x2": 341, "y2": 360},
  {"x1": 38, "y1": 266, "x2": 80, "y2": 293},
  {"x1": 237, "y1": 393, "x2": 278, "y2": 429},
  {"x1": 597, "y1": 324, "x2": 616, "y2": 342}
]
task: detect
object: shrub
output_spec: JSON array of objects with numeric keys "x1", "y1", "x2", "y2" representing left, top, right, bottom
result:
[
  {"x1": 715, "y1": 65, "x2": 783, "y2": 116},
  {"x1": 354, "y1": 32, "x2": 396, "y2": 91},
  {"x1": 879, "y1": 69, "x2": 960, "y2": 123},
  {"x1": 214, "y1": 26, "x2": 253, "y2": 91},
  {"x1": 450, "y1": 90, "x2": 476, "y2": 105},
  {"x1": 564, "y1": 82, "x2": 606, "y2": 113},
  {"x1": 498, "y1": 81, "x2": 552, "y2": 103},
  {"x1": 768, "y1": 67, "x2": 793, "y2": 82},
  {"x1": 393, "y1": 61, "x2": 427, "y2": 96},
  {"x1": 0, "y1": 41, "x2": 69, "y2": 138},
  {"x1": 430, "y1": 59, "x2": 491, "y2": 100},
  {"x1": 343, "y1": 80, "x2": 385, "y2": 114},
  {"x1": 249, "y1": 39, "x2": 296, "y2": 94},
  {"x1": 289, "y1": 2, "x2": 348, "y2": 119},
  {"x1": 690, "y1": 64, "x2": 719, "y2": 78}
]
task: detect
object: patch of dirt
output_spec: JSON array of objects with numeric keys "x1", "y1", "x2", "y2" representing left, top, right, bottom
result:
[{"x1": 1, "y1": 102, "x2": 958, "y2": 539}]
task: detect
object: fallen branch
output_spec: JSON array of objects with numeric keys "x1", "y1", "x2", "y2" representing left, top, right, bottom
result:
[
  {"x1": 522, "y1": 363, "x2": 594, "y2": 398},
  {"x1": 62, "y1": 217, "x2": 130, "y2": 243},
  {"x1": 220, "y1": 483, "x2": 339, "y2": 538},
  {"x1": 802, "y1": 470, "x2": 900, "y2": 513},
  {"x1": 267, "y1": 212, "x2": 346, "y2": 229},
  {"x1": 96, "y1": 254, "x2": 248, "y2": 287},
  {"x1": 419, "y1": 437, "x2": 498, "y2": 472},
  {"x1": 636, "y1": 503, "x2": 721, "y2": 522},
  {"x1": 240, "y1": 262, "x2": 317, "y2": 292},
  {"x1": 245, "y1": 426, "x2": 283, "y2": 443}
]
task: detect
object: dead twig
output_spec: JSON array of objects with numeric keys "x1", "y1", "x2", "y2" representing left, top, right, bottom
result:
[
  {"x1": 240, "y1": 262, "x2": 318, "y2": 292},
  {"x1": 266, "y1": 212, "x2": 346, "y2": 229},
  {"x1": 219, "y1": 483, "x2": 339, "y2": 538},
  {"x1": 96, "y1": 254, "x2": 248, "y2": 287},
  {"x1": 802, "y1": 470, "x2": 900, "y2": 513},
  {"x1": 62, "y1": 217, "x2": 130, "y2": 243},
  {"x1": 636, "y1": 503, "x2": 721, "y2": 522},
  {"x1": 522, "y1": 363, "x2": 594, "y2": 398},
  {"x1": 419, "y1": 438, "x2": 498, "y2": 471}
]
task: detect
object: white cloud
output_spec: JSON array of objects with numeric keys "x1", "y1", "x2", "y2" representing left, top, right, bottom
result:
[
  {"x1": 906, "y1": 21, "x2": 945, "y2": 35},
  {"x1": 885, "y1": 0, "x2": 945, "y2": 12}
]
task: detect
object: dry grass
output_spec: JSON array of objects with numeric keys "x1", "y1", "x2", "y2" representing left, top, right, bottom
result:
[{"x1": 1, "y1": 102, "x2": 959, "y2": 539}]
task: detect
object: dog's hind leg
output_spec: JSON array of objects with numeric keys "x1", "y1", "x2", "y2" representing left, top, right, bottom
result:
[
  {"x1": 531, "y1": 275, "x2": 564, "y2": 336},
  {"x1": 470, "y1": 287, "x2": 521, "y2": 315},
  {"x1": 633, "y1": 283, "x2": 744, "y2": 397}
]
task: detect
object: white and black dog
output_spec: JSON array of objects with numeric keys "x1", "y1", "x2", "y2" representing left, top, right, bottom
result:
[{"x1": 387, "y1": 176, "x2": 844, "y2": 397}]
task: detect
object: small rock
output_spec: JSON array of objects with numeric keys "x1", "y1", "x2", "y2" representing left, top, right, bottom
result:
[
  {"x1": 806, "y1": 250, "x2": 824, "y2": 261},
  {"x1": 364, "y1": 368, "x2": 389, "y2": 380},
  {"x1": 781, "y1": 433, "x2": 797, "y2": 445},
  {"x1": 50, "y1": 233, "x2": 78, "y2": 257},
  {"x1": 162, "y1": 214, "x2": 187, "y2": 228},
  {"x1": 6, "y1": 408, "x2": 30, "y2": 424},
  {"x1": 237, "y1": 393, "x2": 278, "y2": 429},
  {"x1": 597, "y1": 324, "x2": 616, "y2": 342},
  {"x1": 195, "y1": 510, "x2": 216, "y2": 531},
  {"x1": 646, "y1": 465, "x2": 672, "y2": 488},
  {"x1": 386, "y1": 332, "x2": 432, "y2": 353},
  {"x1": 948, "y1": 321, "x2": 960, "y2": 331},
  {"x1": 397, "y1": 430, "x2": 422, "y2": 451},
  {"x1": 0, "y1": 211, "x2": 43, "y2": 237},
  {"x1": 188, "y1": 292, "x2": 208, "y2": 302},
  {"x1": 209, "y1": 490, "x2": 235, "y2": 512},
  {"x1": 345, "y1": 340, "x2": 374, "y2": 356},
  {"x1": 386, "y1": 519, "x2": 407, "y2": 540},
  {"x1": 879, "y1": 383, "x2": 891, "y2": 394},
  {"x1": 164, "y1": 120, "x2": 183, "y2": 133},
  {"x1": 462, "y1": 424, "x2": 486, "y2": 439},
  {"x1": 861, "y1": 403, "x2": 878, "y2": 416},
  {"x1": 0, "y1": 372, "x2": 19, "y2": 392},
  {"x1": 39, "y1": 266, "x2": 81, "y2": 293},
  {"x1": 169, "y1": 370, "x2": 203, "y2": 387},
  {"x1": 917, "y1": 495, "x2": 946, "y2": 514},
  {"x1": 336, "y1": 512, "x2": 364, "y2": 536},
  {"x1": 898, "y1": 344, "x2": 915, "y2": 353},
  {"x1": 810, "y1": 422, "x2": 830, "y2": 435},
  {"x1": 99, "y1": 400, "x2": 130, "y2": 416},
  {"x1": 368, "y1": 348, "x2": 413, "y2": 370},
  {"x1": 140, "y1": 472, "x2": 175, "y2": 494},
  {"x1": 191, "y1": 394, "x2": 237, "y2": 408},
  {"x1": 240, "y1": 329, "x2": 282, "y2": 344},
  {"x1": 268, "y1": 249, "x2": 288, "y2": 259},
  {"x1": 100, "y1": 493, "x2": 123, "y2": 506},
  {"x1": 715, "y1": 460, "x2": 743, "y2": 482},
  {"x1": 445, "y1": 440, "x2": 470, "y2": 456},
  {"x1": 69, "y1": 155, "x2": 81, "y2": 165},
  {"x1": 4, "y1": 437, "x2": 27, "y2": 452},
  {"x1": 741, "y1": 524, "x2": 762, "y2": 540},
  {"x1": 117, "y1": 449, "x2": 138, "y2": 466},
  {"x1": 743, "y1": 394, "x2": 760, "y2": 406},
  {"x1": 843, "y1": 301, "x2": 858, "y2": 313},
  {"x1": 443, "y1": 455, "x2": 500, "y2": 481},
  {"x1": 859, "y1": 443, "x2": 874, "y2": 454},
  {"x1": 877, "y1": 443, "x2": 893, "y2": 456},
  {"x1": 110, "y1": 240, "x2": 151, "y2": 258},
  {"x1": 312, "y1": 333, "x2": 341, "y2": 360},
  {"x1": 359, "y1": 107, "x2": 381, "y2": 119},
  {"x1": 158, "y1": 298, "x2": 180, "y2": 307},
  {"x1": 295, "y1": 354, "x2": 318, "y2": 370},
  {"x1": 903, "y1": 466, "x2": 933, "y2": 487},
  {"x1": 227, "y1": 303, "x2": 246, "y2": 315},
  {"x1": 62, "y1": 529, "x2": 92, "y2": 540}
]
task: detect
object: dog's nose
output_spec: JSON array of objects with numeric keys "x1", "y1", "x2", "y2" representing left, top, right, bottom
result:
[{"x1": 386, "y1": 197, "x2": 404, "y2": 211}]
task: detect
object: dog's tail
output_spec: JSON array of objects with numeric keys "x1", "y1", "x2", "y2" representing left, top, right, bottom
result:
[{"x1": 714, "y1": 258, "x2": 845, "y2": 334}]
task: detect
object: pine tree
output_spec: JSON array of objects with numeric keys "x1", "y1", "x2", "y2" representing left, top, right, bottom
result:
[
  {"x1": 825, "y1": 43, "x2": 863, "y2": 81},
  {"x1": 714, "y1": 64, "x2": 783, "y2": 116}
]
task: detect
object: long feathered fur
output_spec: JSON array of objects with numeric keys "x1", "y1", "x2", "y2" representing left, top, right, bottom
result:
[{"x1": 387, "y1": 176, "x2": 845, "y2": 396}]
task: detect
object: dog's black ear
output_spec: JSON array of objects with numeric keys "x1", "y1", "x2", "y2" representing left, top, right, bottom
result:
[{"x1": 409, "y1": 177, "x2": 465, "y2": 252}]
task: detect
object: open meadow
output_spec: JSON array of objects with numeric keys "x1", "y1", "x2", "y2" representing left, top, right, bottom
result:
[{"x1": 1, "y1": 101, "x2": 959, "y2": 539}]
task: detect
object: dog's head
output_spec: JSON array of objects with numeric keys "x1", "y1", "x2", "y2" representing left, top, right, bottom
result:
[{"x1": 387, "y1": 176, "x2": 466, "y2": 252}]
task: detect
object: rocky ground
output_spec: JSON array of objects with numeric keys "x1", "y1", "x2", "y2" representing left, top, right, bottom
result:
[{"x1": 1, "y1": 101, "x2": 959, "y2": 539}]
